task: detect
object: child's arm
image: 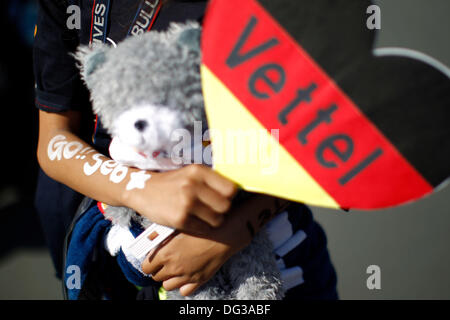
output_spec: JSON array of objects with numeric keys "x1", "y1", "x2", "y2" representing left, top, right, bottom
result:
[
  {"x1": 37, "y1": 110, "x2": 237, "y2": 235},
  {"x1": 142, "y1": 194, "x2": 289, "y2": 296}
]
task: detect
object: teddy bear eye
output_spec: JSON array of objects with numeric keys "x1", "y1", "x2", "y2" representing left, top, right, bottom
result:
[{"x1": 134, "y1": 120, "x2": 148, "y2": 132}]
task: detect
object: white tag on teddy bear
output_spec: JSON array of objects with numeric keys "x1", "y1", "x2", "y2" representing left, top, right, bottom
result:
[{"x1": 127, "y1": 223, "x2": 175, "y2": 259}]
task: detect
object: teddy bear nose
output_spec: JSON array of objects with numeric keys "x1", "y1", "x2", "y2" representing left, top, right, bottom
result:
[{"x1": 134, "y1": 120, "x2": 148, "y2": 132}]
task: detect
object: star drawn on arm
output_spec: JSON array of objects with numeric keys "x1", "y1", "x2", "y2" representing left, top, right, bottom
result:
[{"x1": 126, "y1": 170, "x2": 152, "y2": 191}]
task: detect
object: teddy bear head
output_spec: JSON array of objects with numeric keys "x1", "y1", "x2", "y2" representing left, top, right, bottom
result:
[{"x1": 74, "y1": 22, "x2": 205, "y2": 160}]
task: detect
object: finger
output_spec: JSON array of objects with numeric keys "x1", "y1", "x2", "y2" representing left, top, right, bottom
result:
[
  {"x1": 196, "y1": 183, "x2": 232, "y2": 214},
  {"x1": 162, "y1": 276, "x2": 190, "y2": 292},
  {"x1": 150, "y1": 266, "x2": 173, "y2": 282},
  {"x1": 141, "y1": 249, "x2": 163, "y2": 275},
  {"x1": 191, "y1": 201, "x2": 225, "y2": 228},
  {"x1": 142, "y1": 259, "x2": 163, "y2": 277},
  {"x1": 180, "y1": 283, "x2": 201, "y2": 297},
  {"x1": 202, "y1": 170, "x2": 238, "y2": 199},
  {"x1": 141, "y1": 232, "x2": 178, "y2": 274}
]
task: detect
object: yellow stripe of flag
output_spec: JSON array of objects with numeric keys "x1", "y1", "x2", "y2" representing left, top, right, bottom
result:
[{"x1": 201, "y1": 65, "x2": 339, "y2": 209}]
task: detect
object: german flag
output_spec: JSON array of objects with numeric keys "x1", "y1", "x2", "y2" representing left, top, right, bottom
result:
[{"x1": 201, "y1": 0, "x2": 450, "y2": 209}]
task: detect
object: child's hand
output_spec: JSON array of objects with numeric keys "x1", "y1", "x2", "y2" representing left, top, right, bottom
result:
[
  {"x1": 141, "y1": 194, "x2": 284, "y2": 296},
  {"x1": 126, "y1": 164, "x2": 237, "y2": 235},
  {"x1": 142, "y1": 231, "x2": 238, "y2": 296}
]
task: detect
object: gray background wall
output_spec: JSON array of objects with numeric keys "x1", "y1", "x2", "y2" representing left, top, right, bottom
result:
[{"x1": 0, "y1": 0, "x2": 449, "y2": 299}]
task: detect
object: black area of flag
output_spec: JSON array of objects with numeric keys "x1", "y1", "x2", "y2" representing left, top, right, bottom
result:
[{"x1": 256, "y1": 0, "x2": 450, "y2": 186}]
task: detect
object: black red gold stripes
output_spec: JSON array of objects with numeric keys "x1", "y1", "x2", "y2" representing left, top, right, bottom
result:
[{"x1": 201, "y1": 0, "x2": 446, "y2": 209}]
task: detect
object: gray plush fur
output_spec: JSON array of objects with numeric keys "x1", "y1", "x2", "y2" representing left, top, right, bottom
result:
[
  {"x1": 74, "y1": 21, "x2": 206, "y2": 134},
  {"x1": 75, "y1": 22, "x2": 284, "y2": 300}
]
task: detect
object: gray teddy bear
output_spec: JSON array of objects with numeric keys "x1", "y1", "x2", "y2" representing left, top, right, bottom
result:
[{"x1": 74, "y1": 21, "x2": 284, "y2": 300}]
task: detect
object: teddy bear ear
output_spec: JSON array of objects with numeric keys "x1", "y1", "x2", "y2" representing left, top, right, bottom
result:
[
  {"x1": 174, "y1": 23, "x2": 201, "y2": 55},
  {"x1": 73, "y1": 44, "x2": 109, "y2": 87}
]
